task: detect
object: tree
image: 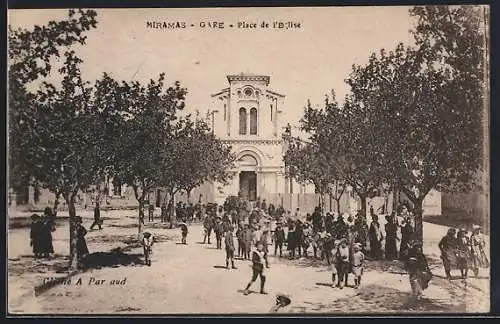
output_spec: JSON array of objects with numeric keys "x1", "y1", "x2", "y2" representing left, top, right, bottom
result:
[
  {"x1": 297, "y1": 95, "x2": 381, "y2": 217},
  {"x1": 345, "y1": 5, "x2": 486, "y2": 241},
  {"x1": 114, "y1": 74, "x2": 187, "y2": 235},
  {"x1": 8, "y1": 10, "x2": 98, "y2": 204},
  {"x1": 284, "y1": 139, "x2": 331, "y2": 212},
  {"x1": 30, "y1": 50, "x2": 105, "y2": 270},
  {"x1": 159, "y1": 116, "x2": 235, "y2": 221}
]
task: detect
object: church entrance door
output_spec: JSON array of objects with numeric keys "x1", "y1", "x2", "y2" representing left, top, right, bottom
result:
[{"x1": 239, "y1": 171, "x2": 257, "y2": 202}]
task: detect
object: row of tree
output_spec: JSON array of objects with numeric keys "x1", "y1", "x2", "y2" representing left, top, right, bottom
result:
[
  {"x1": 284, "y1": 6, "x2": 488, "y2": 242},
  {"x1": 8, "y1": 10, "x2": 235, "y2": 269}
]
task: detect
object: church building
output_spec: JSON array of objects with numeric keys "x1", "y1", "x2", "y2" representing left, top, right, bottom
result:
[{"x1": 209, "y1": 73, "x2": 315, "y2": 205}]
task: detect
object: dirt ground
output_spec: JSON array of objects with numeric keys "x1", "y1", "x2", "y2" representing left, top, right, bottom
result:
[{"x1": 7, "y1": 210, "x2": 490, "y2": 314}]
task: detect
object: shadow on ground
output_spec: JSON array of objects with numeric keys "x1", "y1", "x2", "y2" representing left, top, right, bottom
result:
[
  {"x1": 82, "y1": 249, "x2": 143, "y2": 269},
  {"x1": 290, "y1": 284, "x2": 464, "y2": 313}
]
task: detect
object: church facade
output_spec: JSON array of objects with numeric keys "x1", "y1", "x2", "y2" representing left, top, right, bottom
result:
[{"x1": 209, "y1": 73, "x2": 315, "y2": 205}]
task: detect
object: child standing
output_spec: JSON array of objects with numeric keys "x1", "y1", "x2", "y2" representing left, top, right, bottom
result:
[
  {"x1": 331, "y1": 240, "x2": 340, "y2": 288},
  {"x1": 142, "y1": 231, "x2": 155, "y2": 266},
  {"x1": 337, "y1": 238, "x2": 350, "y2": 289},
  {"x1": 243, "y1": 242, "x2": 268, "y2": 295},
  {"x1": 225, "y1": 226, "x2": 237, "y2": 269},
  {"x1": 351, "y1": 243, "x2": 365, "y2": 288},
  {"x1": 180, "y1": 223, "x2": 188, "y2": 244}
]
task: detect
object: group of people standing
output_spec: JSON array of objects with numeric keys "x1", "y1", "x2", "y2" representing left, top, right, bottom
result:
[
  {"x1": 439, "y1": 225, "x2": 489, "y2": 280},
  {"x1": 29, "y1": 207, "x2": 89, "y2": 268},
  {"x1": 30, "y1": 207, "x2": 56, "y2": 258}
]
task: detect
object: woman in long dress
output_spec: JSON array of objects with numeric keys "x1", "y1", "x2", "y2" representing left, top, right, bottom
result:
[
  {"x1": 384, "y1": 214, "x2": 398, "y2": 260},
  {"x1": 405, "y1": 241, "x2": 432, "y2": 300},
  {"x1": 368, "y1": 214, "x2": 383, "y2": 260},
  {"x1": 470, "y1": 225, "x2": 489, "y2": 276},
  {"x1": 438, "y1": 228, "x2": 458, "y2": 280},
  {"x1": 456, "y1": 228, "x2": 471, "y2": 279},
  {"x1": 76, "y1": 216, "x2": 89, "y2": 267}
]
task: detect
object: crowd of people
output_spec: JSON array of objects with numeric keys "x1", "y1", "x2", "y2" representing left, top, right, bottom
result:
[
  {"x1": 160, "y1": 198, "x2": 439, "y2": 297},
  {"x1": 28, "y1": 195, "x2": 489, "y2": 300},
  {"x1": 29, "y1": 207, "x2": 89, "y2": 268}
]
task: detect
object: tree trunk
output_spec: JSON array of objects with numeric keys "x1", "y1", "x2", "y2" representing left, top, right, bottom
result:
[
  {"x1": 138, "y1": 198, "x2": 144, "y2": 236},
  {"x1": 132, "y1": 184, "x2": 146, "y2": 237},
  {"x1": 52, "y1": 192, "x2": 61, "y2": 217},
  {"x1": 412, "y1": 198, "x2": 424, "y2": 243},
  {"x1": 67, "y1": 195, "x2": 78, "y2": 271},
  {"x1": 359, "y1": 194, "x2": 367, "y2": 218},
  {"x1": 392, "y1": 188, "x2": 399, "y2": 214},
  {"x1": 336, "y1": 198, "x2": 341, "y2": 214}
]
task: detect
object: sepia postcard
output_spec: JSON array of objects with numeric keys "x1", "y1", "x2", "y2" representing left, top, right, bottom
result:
[{"x1": 7, "y1": 5, "x2": 490, "y2": 315}]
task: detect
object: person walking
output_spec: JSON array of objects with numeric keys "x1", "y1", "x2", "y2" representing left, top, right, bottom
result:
[
  {"x1": 439, "y1": 228, "x2": 458, "y2": 280},
  {"x1": 404, "y1": 241, "x2": 432, "y2": 300},
  {"x1": 90, "y1": 201, "x2": 103, "y2": 230}
]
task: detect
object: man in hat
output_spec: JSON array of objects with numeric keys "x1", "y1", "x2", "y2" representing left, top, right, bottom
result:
[
  {"x1": 243, "y1": 242, "x2": 268, "y2": 295},
  {"x1": 273, "y1": 222, "x2": 286, "y2": 257},
  {"x1": 351, "y1": 243, "x2": 365, "y2": 288},
  {"x1": 214, "y1": 217, "x2": 224, "y2": 249},
  {"x1": 225, "y1": 225, "x2": 237, "y2": 269},
  {"x1": 203, "y1": 213, "x2": 214, "y2": 244},
  {"x1": 243, "y1": 224, "x2": 253, "y2": 260},
  {"x1": 90, "y1": 201, "x2": 103, "y2": 230}
]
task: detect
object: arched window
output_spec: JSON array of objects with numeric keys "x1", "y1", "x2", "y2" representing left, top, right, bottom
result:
[
  {"x1": 250, "y1": 108, "x2": 257, "y2": 135},
  {"x1": 239, "y1": 108, "x2": 247, "y2": 135}
]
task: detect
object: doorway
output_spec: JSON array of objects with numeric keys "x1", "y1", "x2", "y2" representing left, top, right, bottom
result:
[{"x1": 239, "y1": 171, "x2": 257, "y2": 201}]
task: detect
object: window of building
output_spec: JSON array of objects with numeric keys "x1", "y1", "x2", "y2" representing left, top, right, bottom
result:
[
  {"x1": 250, "y1": 108, "x2": 257, "y2": 135},
  {"x1": 270, "y1": 104, "x2": 273, "y2": 121},
  {"x1": 239, "y1": 108, "x2": 247, "y2": 135}
]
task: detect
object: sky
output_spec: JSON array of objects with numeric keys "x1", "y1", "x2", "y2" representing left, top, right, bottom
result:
[{"x1": 9, "y1": 7, "x2": 416, "y2": 129}]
